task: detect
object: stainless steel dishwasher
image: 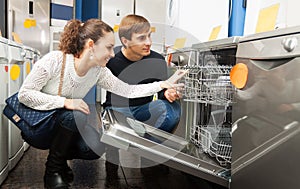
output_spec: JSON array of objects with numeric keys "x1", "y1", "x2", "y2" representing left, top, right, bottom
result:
[
  {"x1": 101, "y1": 37, "x2": 240, "y2": 188},
  {"x1": 231, "y1": 26, "x2": 300, "y2": 189}
]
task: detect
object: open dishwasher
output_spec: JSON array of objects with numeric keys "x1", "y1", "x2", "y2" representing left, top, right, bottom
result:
[
  {"x1": 100, "y1": 37, "x2": 240, "y2": 188},
  {"x1": 181, "y1": 37, "x2": 239, "y2": 168}
]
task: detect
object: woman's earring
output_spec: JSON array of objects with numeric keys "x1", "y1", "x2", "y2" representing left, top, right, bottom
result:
[{"x1": 90, "y1": 52, "x2": 94, "y2": 60}]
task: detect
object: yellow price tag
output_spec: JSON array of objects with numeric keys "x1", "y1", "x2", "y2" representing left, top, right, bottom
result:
[
  {"x1": 151, "y1": 27, "x2": 156, "y2": 33},
  {"x1": 10, "y1": 64, "x2": 21, "y2": 81},
  {"x1": 209, "y1": 25, "x2": 222, "y2": 41},
  {"x1": 12, "y1": 32, "x2": 22, "y2": 44},
  {"x1": 153, "y1": 93, "x2": 158, "y2": 101},
  {"x1": 24, "y1": 19, "x2": 37, "y2": 28},
  {"x1": 256, "y1": 3, "x2": 280, "y2": 33},
  {"x1": 173, "y1": 38, "x2": 186, "y2": 50},
  {"x1": 31, "y1": 19, "x2": 36, "y2": 27},
  {"x1": 113, "y1": 25, "x2": 119, "y2": 32},
  {"x1": 24, "y1": 19, "x2": 31, "y2": 28},
  {"x1": 26, "y1": 62, "x2": 31, "y2": 74}
]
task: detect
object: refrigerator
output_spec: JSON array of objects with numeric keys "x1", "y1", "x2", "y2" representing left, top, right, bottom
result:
[{"x1": 7, "y1": 0, "x2": 50, "y2": 56}]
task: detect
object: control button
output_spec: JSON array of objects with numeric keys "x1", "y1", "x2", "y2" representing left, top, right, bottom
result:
[{"x1": 282, "y1": 37, "x2": 298, "y2": 52}]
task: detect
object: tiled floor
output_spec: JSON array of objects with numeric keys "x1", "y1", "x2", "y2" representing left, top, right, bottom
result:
[{"x1": 1, "y1": 146, "x2": 227, "y2": 189}]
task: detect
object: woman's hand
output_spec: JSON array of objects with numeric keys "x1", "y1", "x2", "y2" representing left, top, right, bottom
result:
[
  {"x1": 64, "y1": 99, "x2": 90, "y2": 114},
  {"x1": 160, "y1": 69, "x2": 188, "y2": 89}
]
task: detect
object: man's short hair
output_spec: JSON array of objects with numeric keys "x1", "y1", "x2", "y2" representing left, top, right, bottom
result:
[{"x1": 118, "y1": 14, "x2": 151, "y2": 47}]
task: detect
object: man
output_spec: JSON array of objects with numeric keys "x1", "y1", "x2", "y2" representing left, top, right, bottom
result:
[{"x1": 103, "y1": 14, "x2": 182, "y2": 181}]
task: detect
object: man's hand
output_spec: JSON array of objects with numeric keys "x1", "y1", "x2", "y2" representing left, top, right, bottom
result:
[{"x1": 164, "y1": 88, "x2": 182, "y2": 103}]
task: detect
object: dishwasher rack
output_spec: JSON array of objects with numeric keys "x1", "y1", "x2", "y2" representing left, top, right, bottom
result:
[
  {"x1": 190, "y1": 124, "x2": 232, "y2": 167},
  {"x1": 179, "y1": 65, "x2": 234, "y2": 106},
  {"x1": 178, "y1": 63, "x2": 234, "y2": 167},
  {"x1": 190, "y1": 108, "x2": 232, "y2": 167}
]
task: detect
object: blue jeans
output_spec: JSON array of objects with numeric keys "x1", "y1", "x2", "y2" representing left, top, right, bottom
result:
[
  {"x1": 55, "y1": 110, "x2": 103, "y2": 160},
  {"x1": 107, "y1": 100, "x2": 181, "y2": 133}
]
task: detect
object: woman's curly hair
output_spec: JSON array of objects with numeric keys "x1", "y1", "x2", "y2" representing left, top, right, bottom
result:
[{"x1": 59, "y1": 19, "x2": 113, "y2": 57}]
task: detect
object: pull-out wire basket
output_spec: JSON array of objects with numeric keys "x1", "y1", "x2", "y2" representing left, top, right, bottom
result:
[
  {"x1": 190, "y1": 125, "x2": 232, "y2": 166},
  {"x1": 178, "y1": 65, "x2": 234, "y2": 106},
  {"x1": 190, "y1": 109, "x2": 232, "y2": 167}
]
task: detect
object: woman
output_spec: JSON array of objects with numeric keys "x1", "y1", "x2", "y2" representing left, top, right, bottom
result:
[{"x1": 18, "y1": 18, "x2": 186, "y2": 189}]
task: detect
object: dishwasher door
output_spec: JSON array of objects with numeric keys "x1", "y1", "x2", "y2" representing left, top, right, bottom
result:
[
  {"x1": 100, "y1": 37, "x2": 241, "y2": 188},
  {"x1": 232, "y1": 27, "x2": 300, "y2": 189},
  {"x1": 101, "y1": 109, "x2": 230, "y2": 188}
]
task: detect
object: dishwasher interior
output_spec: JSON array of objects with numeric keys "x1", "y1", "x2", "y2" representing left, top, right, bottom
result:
[
  {"x1": 100, "y1": 37, "x2": 240, "y2": 188},
  {"x1": 180, "y1": 38, "x2": 238, "y2": 169}
]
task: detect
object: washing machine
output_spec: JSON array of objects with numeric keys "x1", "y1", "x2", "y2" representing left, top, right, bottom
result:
[
  {"x1": 0, "y1": 37, "x2": 9, "y2": 185},
  {"x1": 22, "y1": 45, "x2": 35, "y2": 151},
  {"x1": 7, "y1": 40, "x2": 24, "y2": 170}
]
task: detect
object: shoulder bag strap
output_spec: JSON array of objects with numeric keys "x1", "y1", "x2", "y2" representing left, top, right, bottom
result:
[{"x1": 58, "y1": 53, "x2": 66, "y2": 96}]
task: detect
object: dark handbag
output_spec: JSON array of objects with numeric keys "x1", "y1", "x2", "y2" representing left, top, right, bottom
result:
[
  {"x1": 3, "y1": 53, "x2": 67, "y2": 149},
  {"x1": 3, "y1": 93, "x2": 58, "y2": 149}
]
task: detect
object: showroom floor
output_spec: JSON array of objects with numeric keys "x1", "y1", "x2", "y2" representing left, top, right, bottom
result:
[{"x1": 0, "y1": 146, "x2": 226, "y2": 189}]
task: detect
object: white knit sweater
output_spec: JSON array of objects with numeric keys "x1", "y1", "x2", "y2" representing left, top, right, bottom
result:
[{"x1": 18, "y1": 51, "x2": 163, "y2": 110}]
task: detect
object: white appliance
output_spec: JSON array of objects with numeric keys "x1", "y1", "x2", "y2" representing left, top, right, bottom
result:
[
  {"x1": 7, "y1": 40, "x2": 24, "y2": 171},
  {"x1": 135, "y1": 0, "x2": 169, "y2": 52},
  {"x1": 176, "y1": 0, "x2": 230, "y2": 43},
  {"x1": 49, "y1": 26, "x2": 64, "y2": 51},
  {"x1": 22, "y1": 45, "x2": 34, "y2": 151},
  {"x1": 33, "y1": 48, "x2": 40, "y2": 65},
  {"x1": 22, "y1": 45, "x2": 34, "y2": 81},
  {"x1": 0, "y1": 37, "x2": 9, "y2": 185},
  {"x1": 101, "y1": 0, "x2": 134, "y2": 47},
  {"x1": 7, "y1": 0, "x2": 50, "y2": 56}
]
